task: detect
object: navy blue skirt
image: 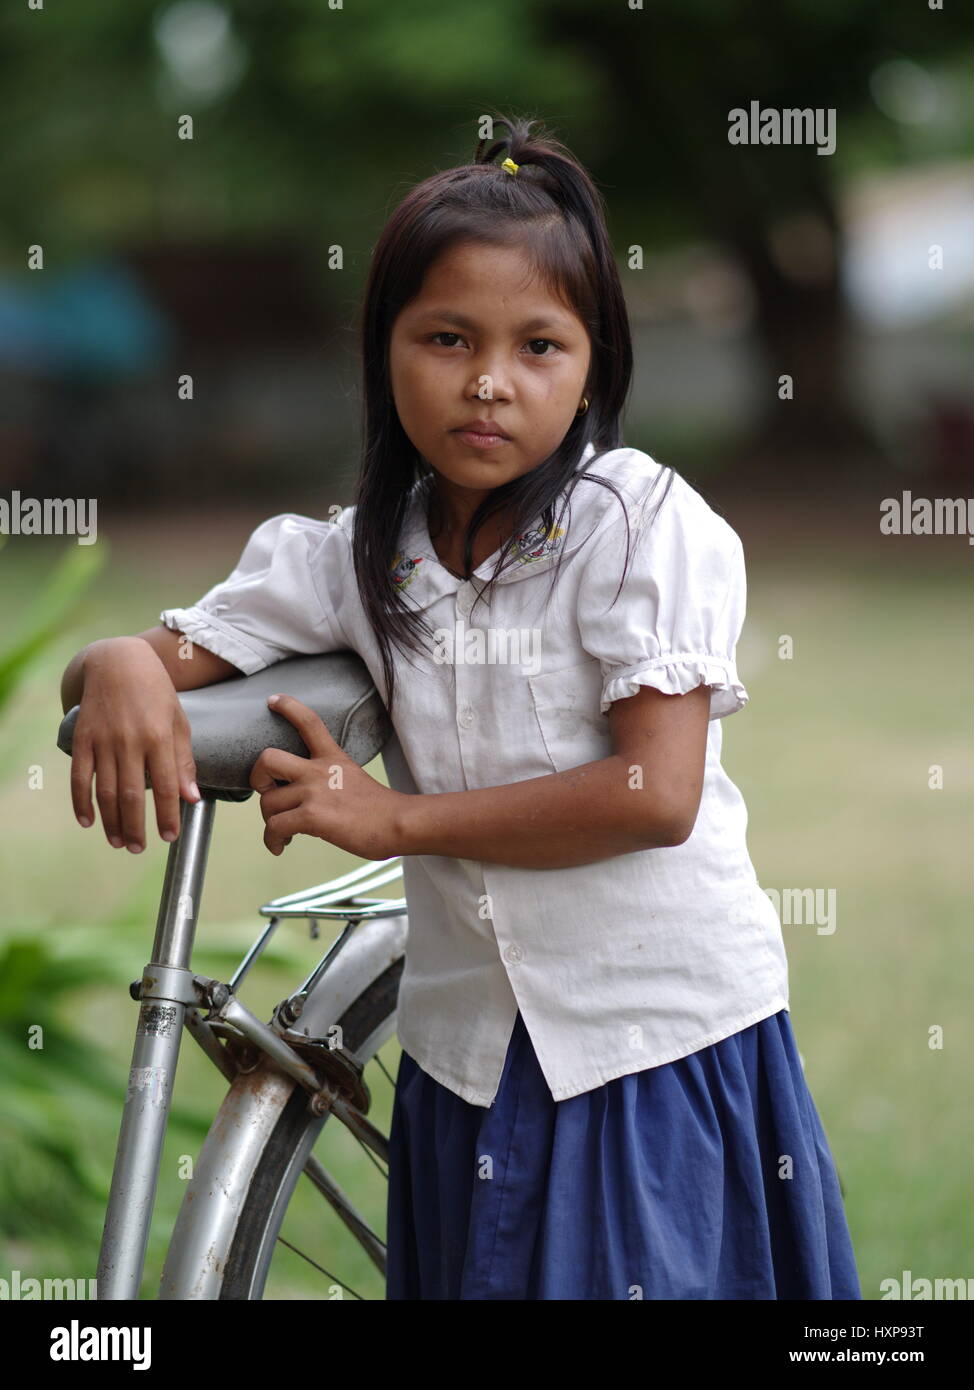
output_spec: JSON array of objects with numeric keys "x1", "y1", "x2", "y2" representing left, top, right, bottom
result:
[{"x1": 385, "y1": 1008, "x2": 861, "y2": 1300}]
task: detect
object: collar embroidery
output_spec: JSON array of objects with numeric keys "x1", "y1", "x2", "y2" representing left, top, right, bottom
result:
[
  {"x1": 390, "y1": 552, "x2": 425, "y2": 592},
  {"x1": 509, "y1": 518, "x2": 566, "y2": 566},
  {"x1": 389, "y1": 517, "x2": 566, "y2": 590}
]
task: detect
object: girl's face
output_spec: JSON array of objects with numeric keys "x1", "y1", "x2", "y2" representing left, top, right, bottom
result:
[{"x1": 388, "y1": 240, "x2": 592, "y2": 508}]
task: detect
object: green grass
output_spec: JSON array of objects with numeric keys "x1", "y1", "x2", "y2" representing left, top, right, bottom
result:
[{"x1": 1, "y1": 506, "x2": 971, "y2": 1299}]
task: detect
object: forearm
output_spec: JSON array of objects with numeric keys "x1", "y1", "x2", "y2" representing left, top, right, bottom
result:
[
  {"x1": 394, "y1": 756, "x2": 681, "y2": 869},
  {"x1": 60, "y1": 643, "x2": 104, "y2": 713},
  {"x1": 60, "y1": 649, "x2": 86, "y2": 713},
  {"x1": 60, "y1": 636, "x2": 155, "y2": 713}
]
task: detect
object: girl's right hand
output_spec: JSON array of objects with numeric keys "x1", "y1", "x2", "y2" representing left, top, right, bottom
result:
[{"x1": 70, "y1": 637, "x2": 201, "y2": 852}]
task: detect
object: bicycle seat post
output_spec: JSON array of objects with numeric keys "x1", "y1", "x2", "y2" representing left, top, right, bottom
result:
[{"x1": 96, "y1": 793, "x2": 216, "y2": 1300}]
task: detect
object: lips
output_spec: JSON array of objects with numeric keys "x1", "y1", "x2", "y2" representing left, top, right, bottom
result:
[{"x1": 453, "y1": 420, "x2": 511, "y2": 439}]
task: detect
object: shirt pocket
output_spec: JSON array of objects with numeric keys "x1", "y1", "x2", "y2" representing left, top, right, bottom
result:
[{"x1": 528, "y1": 657, "x2": 612, "y2": 773}]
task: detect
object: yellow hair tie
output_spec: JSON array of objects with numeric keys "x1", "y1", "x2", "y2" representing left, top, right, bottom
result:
[{"x1": 501, "y1": 156, "x2": 519, "y2": 175}]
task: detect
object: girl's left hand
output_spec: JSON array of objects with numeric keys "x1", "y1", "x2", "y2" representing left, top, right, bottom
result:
[{"x1": 250, "y1": 693, "x2": 404, "y2": 860}]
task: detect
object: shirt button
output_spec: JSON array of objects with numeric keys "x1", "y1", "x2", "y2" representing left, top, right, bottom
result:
[
  {"x1": 503, "y1": 943, "x2": 523, "y2": 965},
  {"x1": 457, "y1": 702, "x2": 475, "y2": 729}
]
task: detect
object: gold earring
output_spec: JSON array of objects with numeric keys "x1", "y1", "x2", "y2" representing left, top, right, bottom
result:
[{"x1": 576, "y1": 397, "x2": 589, "y2": 415}]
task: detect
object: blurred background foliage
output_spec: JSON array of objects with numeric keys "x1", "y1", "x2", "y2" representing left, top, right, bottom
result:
[
  {"x1": 0, "y1": 0, "x2": 972, "y2": 1299},
  {"x1": 1, "y1": 0, "x2": 973, "y2": 499}
]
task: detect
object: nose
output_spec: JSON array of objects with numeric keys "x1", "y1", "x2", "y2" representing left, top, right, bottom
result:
[{"x1": 466, "y1": 352, "x2": 513, "y2": 404}]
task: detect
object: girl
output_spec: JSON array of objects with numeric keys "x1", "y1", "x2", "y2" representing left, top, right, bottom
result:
[{"x1": 63, "y1": 114, "x2": 861, "y2": 1301}]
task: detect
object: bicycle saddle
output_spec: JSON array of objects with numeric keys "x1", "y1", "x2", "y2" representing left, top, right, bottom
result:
[{"x1": 56, "y1": 651, "x2": 392, "y2": 802}]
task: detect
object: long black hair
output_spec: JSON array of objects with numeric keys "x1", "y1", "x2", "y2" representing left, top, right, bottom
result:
[{"x1": 352, "y1": 110, "x2": 674, "y2": 716}]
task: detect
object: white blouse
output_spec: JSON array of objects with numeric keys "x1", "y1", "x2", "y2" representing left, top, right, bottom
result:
[{"x1": 159, "y1": 443, "x2": 789, "y2": 1107}]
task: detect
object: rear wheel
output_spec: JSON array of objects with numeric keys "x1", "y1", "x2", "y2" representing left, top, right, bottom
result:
[
  {"x1": 161, "y1": 954, "x2": 404, "y2": 1300},
  {"x1": 221, "y1": 958, "x2": 402, "y2": 1300}
]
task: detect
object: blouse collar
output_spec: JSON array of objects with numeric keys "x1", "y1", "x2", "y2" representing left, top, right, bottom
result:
[{"x1": 390, "y1": 442, "x2": 615, "y2": 607}]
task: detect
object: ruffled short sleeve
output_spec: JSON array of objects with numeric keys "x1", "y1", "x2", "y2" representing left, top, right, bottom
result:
[
  {"x1": 158, "y1": 512, "x2": 351, "y2": 676},
  {"x1": 576, "y1": 475, "x2": 749, "y2": 720}
]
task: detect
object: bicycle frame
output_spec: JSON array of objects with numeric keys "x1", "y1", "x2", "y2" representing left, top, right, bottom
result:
[
  {"x1": 97, "y1": 794, "x2": 217, "y2": 1298},
  {"x1": 96, "y1": 790, "x2": 408, "y2": 1300}
]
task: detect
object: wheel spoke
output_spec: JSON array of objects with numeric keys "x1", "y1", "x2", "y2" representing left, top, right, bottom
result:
[
  {"x1": 275, "y1": 1236, "x2": 366, "y2": 1300},
  {"x1": 300, "y1": 1153, "x2": 387, "y2": 1271},
  {"x1": 373, "y1": 1053, "x2": 397, "y2": 1089},
  {"x1": 356, "y1": 1140, "x2": 388, "y2": 1181}
]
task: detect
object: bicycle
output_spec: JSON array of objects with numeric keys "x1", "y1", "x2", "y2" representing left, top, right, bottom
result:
[{"x1": 57, "y1": 649, "x2": 408, "y2": 1300}]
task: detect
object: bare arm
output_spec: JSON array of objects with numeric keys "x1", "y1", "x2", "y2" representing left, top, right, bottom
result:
[
  {"x1": 394, "y1": 683, "x2": 711, "y2": 869},
  {"x1": 60, "y1": 625, "x2": 241, "y2": 714}
]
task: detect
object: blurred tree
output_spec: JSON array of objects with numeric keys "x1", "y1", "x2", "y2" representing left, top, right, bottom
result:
[
  {"x1": 1, "y1": 0, "x2": 971, "y2": 479},
  {"x1": 544, "y1": 0, "x2": 974, "y2": 476}
]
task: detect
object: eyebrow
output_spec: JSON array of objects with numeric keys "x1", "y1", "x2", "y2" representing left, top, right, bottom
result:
[{"x1": 414, "y1": 309, "x2": 576, "y2": 335}]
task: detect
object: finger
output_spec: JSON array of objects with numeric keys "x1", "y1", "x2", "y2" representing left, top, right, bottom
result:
[
  {"x1": 256, "y1": 780, "x2": 303, "y2": 824},
  {"x1": 266, "y1": 693, "x2": 337, "y2": 757},
  {"x1": 93, "y1": 745, "x2": 124, "y2": 849},
  {"x1": 174, "y1": 727, "x2": 201, "y2": 805},
  {"x1": 147, "y1": 737, "x2": 182, "y2": 843},
  {"x1": 70, "y1": 738, "x2": 96, "y2": 828},
  {"x1": 116, "y1": 741, "x2": 148, "y2": 853},
  {"x1": 263, "y1": 806, "x2": 308, "y2": 856},
  {"x1": 249, "y1": 745, "x2": 308, "y2": 793}
]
